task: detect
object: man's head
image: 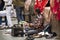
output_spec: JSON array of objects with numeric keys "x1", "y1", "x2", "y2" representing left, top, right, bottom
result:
[{"x1": 35, "y1": 8, "x2": 41, "y2": 14}]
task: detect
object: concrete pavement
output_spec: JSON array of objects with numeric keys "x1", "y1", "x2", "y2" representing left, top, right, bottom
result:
[{"x1": 0, "y1": 30, "x2": 59, "y2": 40}]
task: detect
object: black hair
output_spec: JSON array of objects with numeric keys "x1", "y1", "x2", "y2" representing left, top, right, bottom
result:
[{"x1": 35, "y1": 8, "x2": 41, "y2": 14}]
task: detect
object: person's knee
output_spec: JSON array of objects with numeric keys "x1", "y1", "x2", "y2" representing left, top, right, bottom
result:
[{"x1": 27, "y1": 30, "x2": 37, "y2": 35}]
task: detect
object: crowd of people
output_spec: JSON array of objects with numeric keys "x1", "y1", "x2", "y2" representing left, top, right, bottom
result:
[{"x1": 0, "y1": 0, "x2": 59, "y2": 39}]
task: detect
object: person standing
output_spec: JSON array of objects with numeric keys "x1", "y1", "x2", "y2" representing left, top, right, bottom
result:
[
  {"x1": 0, "y1": 0, "x2": 5, "y2": 25},
  {"x1": 13, "y1": 0, "x2": 25, "y2": 24},
  {"x1": 3, "y1": 0, "x2": 13, "y2": 27},
  {"x1": 24, "y1": 0, "x2": 35, "y2": 22}
]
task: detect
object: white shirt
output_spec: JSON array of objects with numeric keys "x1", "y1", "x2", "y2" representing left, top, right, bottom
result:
[{"x1": 4, "y1": 0, "x2": 12, "y2": 5}]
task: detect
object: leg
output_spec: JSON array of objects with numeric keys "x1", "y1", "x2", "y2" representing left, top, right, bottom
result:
[
  {"x1": 6, "y1": 7, "x2": 13, "y2": 27},
  {"x1": 2, "y1": 16, "x2": 7, "y2": 26},
  {"x1": 28, "y1": 14, "x2": 31, "y2": 23},
  {"x1": 44, "y1": 24, "x2": 57, "y2": 39},
  {"x1": 44, "y1": 24, "x2": 52, "y2": 34},
  {"x1": 19, "y1": 7, "x2": 24, "y2": 21},
  {"x1": 5, "y1": 16, "x2": 7, "y2": 26},
  {"x1": 25, "y1": 30, "x2": 37, "y2": 40},
  {"x1": 0, "y1": 17, "x2": 2, "y2": 25},
  {"x1": 15, "y1": 6, "x2": 21, "y2": 23},
  {"x1": 15, "y1": 7, "x2": 24, "y2": 23}
]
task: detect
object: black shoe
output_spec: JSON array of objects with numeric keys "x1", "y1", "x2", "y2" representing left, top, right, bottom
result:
[
  {"x1": 21, "y1": 35, "x2": 24, "y2": 37},
  {"x1": 45, "y1": 34, "x2": 53, "y2": 39},
  {"x1": 45, "y1": 32, "x2": 57, "y2": 39}
]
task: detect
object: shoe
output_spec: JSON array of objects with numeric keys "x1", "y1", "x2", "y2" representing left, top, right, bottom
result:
[
  {"x1": 33, "y1": 34, "x2": 42, "y2": 38},
  {"x1": 45, "y1": 34, "x2": 53, "y2": 39}
]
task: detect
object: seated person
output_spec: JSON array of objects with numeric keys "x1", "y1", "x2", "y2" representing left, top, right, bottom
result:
[{"x1": 24, "y1": 8, "x2": 44, "y2": 38}]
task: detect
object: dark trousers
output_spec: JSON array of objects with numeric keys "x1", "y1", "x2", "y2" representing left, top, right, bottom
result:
[
  {"x1": 15, "y1": 6, "x2": 24, "y2": 23},
  {"x1": 0, "y1": 2, "x2": 4, "y2": 11},
  {"x1": 0, "y1": 16, "x2": 7, "y2": 25},
  {"x1": 44, "y1": 24, "x2": 52, "y2": 33}
]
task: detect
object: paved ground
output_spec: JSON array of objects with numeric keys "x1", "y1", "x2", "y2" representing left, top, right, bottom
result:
[{"x1": 0, "y1": 30, "x2": 60, "y2": 40}]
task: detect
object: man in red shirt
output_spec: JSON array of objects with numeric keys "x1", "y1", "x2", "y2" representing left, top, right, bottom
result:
[
  {"x1": 56, "y1": 0, "x2": 60, "y2": 21},
  {"x1": 51, "y1": 0, "x2": 60, "y2": 21},
  {"x1": 34, "y1": 0, "x2": 48, "y2": 12}
]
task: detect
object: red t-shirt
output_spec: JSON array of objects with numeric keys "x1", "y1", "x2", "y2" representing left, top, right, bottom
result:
[
  {"x1": 34, "y1": 0, "x2": 48, "y2": 12},
  {"x1": 51, "y1": 0, "x2": 60, "y2": 20},
  {"x1": 56, "y1": 1, "x2": 60, "y2": 20},
  {"x1": 51, "y1": 0, "x2": 58, "y2": 14}
]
